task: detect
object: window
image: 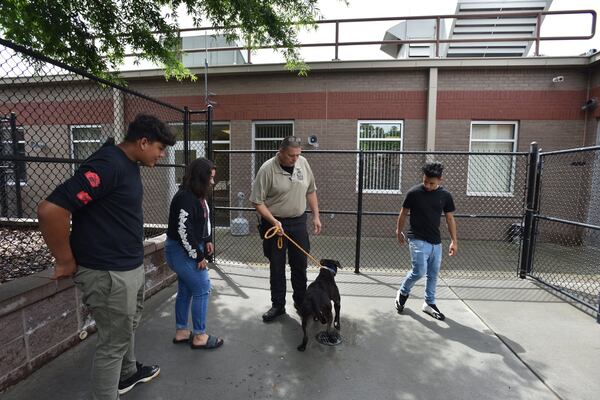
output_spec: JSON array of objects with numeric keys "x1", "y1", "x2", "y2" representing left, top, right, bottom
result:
[
  {"x1": 0, "y1": 124, "x2": 27, "y2": 185},
  {"x1": 357, "y1": 121, "x2": 403, "y2": 194},
  {"x1": 467, "y1": 121, "x2": 518, "y2": 196},
  {"x1": 252, "y1": 121, "x2": 293, "y2": 175},
  {"x1": 71, "y1": 125, "x2": 105, "y2": 172}
]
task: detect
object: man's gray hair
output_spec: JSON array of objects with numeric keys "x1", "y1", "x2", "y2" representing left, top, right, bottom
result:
[{"x1": 279, "y1": 136, "x2": 302, "y2": 150}]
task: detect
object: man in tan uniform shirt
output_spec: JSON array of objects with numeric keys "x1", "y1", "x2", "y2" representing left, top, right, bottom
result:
[{"x1": 250, "y1": 136, "x2": 322, "y2": 322}]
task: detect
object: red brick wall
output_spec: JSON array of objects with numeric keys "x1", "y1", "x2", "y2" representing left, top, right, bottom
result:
[{"x1": 131, "y1": 67, "x2": 593, "y2": 152}]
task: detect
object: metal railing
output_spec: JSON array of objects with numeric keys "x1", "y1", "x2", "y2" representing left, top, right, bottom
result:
[{"x1": 136, "y1": 9, "x2": 598, "y2": 63}]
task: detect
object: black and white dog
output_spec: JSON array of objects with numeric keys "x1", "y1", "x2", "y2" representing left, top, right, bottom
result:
[{"x1": 297, "y1": 259, "x2": 341, "y2": 352}]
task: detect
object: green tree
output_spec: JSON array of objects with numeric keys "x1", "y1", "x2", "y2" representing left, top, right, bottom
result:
[{"x1": 0, "y1": 0, "x2": 321, "y2": 81}]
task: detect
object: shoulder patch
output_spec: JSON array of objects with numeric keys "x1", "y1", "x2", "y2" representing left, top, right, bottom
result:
[{"x1": 84, "y1": 171, "x2": 101, "y2": 188}]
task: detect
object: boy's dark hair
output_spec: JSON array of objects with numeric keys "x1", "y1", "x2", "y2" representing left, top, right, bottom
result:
[
  {"x1": 181, "y1": 157, "x2": 215, "y2": 198},
  {"x1": 124, "y1": 114, "x2": 176, "y2": 146},
  {"x1": 422, "y1": 161, "x2": 444, "y2": 178}
]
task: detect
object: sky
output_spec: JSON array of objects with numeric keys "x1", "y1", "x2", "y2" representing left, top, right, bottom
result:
[{"x1": 158, "y1": 0, "x2": 600, "y2": 67}]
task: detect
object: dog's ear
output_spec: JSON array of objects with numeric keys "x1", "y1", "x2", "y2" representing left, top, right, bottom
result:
[{"x1": 320, "y1": 259, "x2": 342, "y2": 270}]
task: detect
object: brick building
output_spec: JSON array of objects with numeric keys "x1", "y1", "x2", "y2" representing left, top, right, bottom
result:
[{"x1": 2, "y1": 54, "x2": 600, "y2": 240}]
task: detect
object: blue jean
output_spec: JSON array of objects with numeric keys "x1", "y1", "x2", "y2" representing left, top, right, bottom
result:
[
  {"x1": 398, "y1": 238, "x2": 443, "y2": 304},
  {"x1": 165, "y1": 238, "x2": 211, "y2": 335}
]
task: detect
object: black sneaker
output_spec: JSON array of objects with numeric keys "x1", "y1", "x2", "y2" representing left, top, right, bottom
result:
[
  {"x1": 395, "y1": 293, "x2": 409, "y2": 313},
  {"x1": 118, "y1": 362, "x2": 160, "y2": 395},
  {"x1": 422, "y1": 303, "x2": 445, "y2": 320},
  {"x1": 262, "y1": 306, "x2": 285, "y2": 322}
]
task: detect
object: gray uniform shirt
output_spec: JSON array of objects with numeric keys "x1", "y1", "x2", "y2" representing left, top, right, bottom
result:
[{"x1": 250, "y1": 155, "x2": 316, "y2": 218}]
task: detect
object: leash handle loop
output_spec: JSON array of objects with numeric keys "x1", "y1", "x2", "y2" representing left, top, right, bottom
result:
[{"x1": 263, "y1": 225, "x2": 321, "y2": 266}]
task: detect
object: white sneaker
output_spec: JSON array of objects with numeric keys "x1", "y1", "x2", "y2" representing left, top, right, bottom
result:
[{"x1": 422, "y1": 303, "x2": 445, "y2": 320}]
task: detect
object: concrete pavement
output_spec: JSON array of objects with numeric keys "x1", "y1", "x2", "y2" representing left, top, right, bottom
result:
[{"x1": 2, "y1": 263, "x2": 599, "y2": 400}]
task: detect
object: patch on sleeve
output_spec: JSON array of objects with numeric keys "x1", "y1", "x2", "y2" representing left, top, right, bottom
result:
[
  {"x1": 76, "y1": 191, "x2": 93, "y2": 205},
  {"x1": 84, "y1": 171, "x2": 101, "y2": 188}
]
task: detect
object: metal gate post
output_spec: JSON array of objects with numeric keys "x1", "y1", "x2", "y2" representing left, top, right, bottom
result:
[
  {"x1": 183, "y1": 107, "x2": 190, "y2": 166},
  {"x1": 354, "y1": 151, "x2": 364, "y2": 274},
  {"x1": 9, "y1": 113, "x2": 23, "y2": 217},
  {"x1": 519, "y1": 142, "x2": 540, "y2": 278},
  {"x1": 597, "y1": 292, "x2": 600, "y2": 324},
  {"x1": 206, "y1": 104, "x2": 213, "y2": 161}
]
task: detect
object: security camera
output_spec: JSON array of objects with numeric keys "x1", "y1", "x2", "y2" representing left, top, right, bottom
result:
[
  {"x1": 552, "y1": 76, "x2": 564, "y2": 83},
  {"x1": 307, "y1": 135, "x2": 319, "y2": 147},
  {"x1": 581, "y1": 98, "x2": 598, "y2": 111}
]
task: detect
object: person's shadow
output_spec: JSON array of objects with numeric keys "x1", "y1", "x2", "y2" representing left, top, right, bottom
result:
[{"x1": 402, "y1": 308, "x2": 525, "y2": 356}]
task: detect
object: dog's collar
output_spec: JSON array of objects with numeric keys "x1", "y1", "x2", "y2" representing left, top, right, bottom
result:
[{"x1": 321, "y1": 266, "x2": 336, "y2": 275}]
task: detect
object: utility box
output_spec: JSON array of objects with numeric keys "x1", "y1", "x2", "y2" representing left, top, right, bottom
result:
[
  {"x1": 506, "y1": 222, "x2": 524, "y2": 243},
  {"x1": 230, "y1": 192, "x2": 250, "y2": 236}
]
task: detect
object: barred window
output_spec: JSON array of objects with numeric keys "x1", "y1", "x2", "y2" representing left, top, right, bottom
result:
[
  {"x1": 0, "y1": 123, "x2": 27, "y2": 185},
  {"x1": 357, "y1": 121, "x2": 403, "y2": 194},
  {"x1": 467, "y1": 121, "x2": 518, "y2": 196},
  {"x1": 70, "y1": 125, "x2": 105, "y2": 172},
  {"x1": 253, "y1": 121, "x2": 293, "y2": 175}
]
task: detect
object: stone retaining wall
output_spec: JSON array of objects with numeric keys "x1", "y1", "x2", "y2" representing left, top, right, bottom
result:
[{"x1": 0, "y1": 235, "x2": 174, "y2": 392}]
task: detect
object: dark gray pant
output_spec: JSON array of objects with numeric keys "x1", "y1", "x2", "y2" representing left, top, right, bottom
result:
[
  {"x1": 260, "y1": 214, "x2": 309, "y2": 308},
  {"x1": 74, "y1": 265, "x2": 145, "y2": 400}
]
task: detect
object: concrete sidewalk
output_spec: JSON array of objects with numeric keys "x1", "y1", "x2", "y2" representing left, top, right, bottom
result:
[{"x1": 3, "y1": 264, "x2": 599, "y2": 400}]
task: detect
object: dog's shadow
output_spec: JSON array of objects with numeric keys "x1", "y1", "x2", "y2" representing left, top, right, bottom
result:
[{"x1": 276, "y1": 309, "x2": 345, "y2": 352}]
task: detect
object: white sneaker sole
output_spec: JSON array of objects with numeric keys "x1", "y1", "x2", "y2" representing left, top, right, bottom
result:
[
  {"x1": 422, "y1": 305, "x2": 445, "y2": 321},
  {"x1": 118, "y1": 368, "x2": 160, "y2": 395}
]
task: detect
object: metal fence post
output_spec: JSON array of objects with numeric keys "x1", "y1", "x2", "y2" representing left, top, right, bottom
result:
[
  {"x1": 183, "y1": 107, "x2": 190, "y2": 166},
  {"x1": 9, "y1": 113, "x2": 23, "y2": 218},
  {"x1": 354, "y1": 151, "x2": 364, "y2": 274},
  {"x1": 0, "y1": 118, "x2": 7, "y2": 217},
  {"x1": 206, "y1": 104, "x2": 213, "y2": 161},
  {"x1": 519, "y1": 142, "x2": 540, "y2": 278}
]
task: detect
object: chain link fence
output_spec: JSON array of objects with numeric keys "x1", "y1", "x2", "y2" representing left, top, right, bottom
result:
[
  {"x1": 528, "y1": 147, "x2": 600, "y2": 313},
  {"x1": 213, "y1": 150, "x2": 528, "y2": 280},
  {"x1": 1, "y1": 40, "x2": 598, "y2": 319},
  {"x1": 0, "y1": 39, "x2": 191, "y2": 282}
]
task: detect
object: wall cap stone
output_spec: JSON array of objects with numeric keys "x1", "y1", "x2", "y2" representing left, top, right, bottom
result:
[{"x1": 0, "y1": 237, "x2": 166, "y2": 318}]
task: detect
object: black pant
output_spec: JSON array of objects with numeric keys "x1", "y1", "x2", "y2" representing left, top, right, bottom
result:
[{"x1": 260, "y1": 214, "x2": 309, "y2": 309}]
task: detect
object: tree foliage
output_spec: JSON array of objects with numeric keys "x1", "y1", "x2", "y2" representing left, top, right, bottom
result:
[{"x1": 0, "y1": 0, "x2": 321, "y2": 81}]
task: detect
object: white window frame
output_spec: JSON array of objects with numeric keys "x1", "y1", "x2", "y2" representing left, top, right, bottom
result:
[
  {"x1": 252, "y1": 120, "x2": 294, "y2": 178},
  {"x1": 467, "y1": 121, "x2": 518, "y2": 197},
  {"x1": 70, "y1": 124, "x2": 104, "y2": 173},
  {"x1": 1, "y1": 127, "x2": 27, "y2": 186},
  {"x1": 356, "y1": 120, "x2": 404, "y2": 195}
]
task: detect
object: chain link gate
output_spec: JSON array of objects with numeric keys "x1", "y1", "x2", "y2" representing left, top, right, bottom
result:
[
  {"x1": 520, "y1": 143, "x2": 600, "y2": 321},
  {"x1": 212, "y1": 149, "x2": 529, "y2": 280},
  {"x1": 0, "y1": 38, "x2": 207, "y2": 283}
]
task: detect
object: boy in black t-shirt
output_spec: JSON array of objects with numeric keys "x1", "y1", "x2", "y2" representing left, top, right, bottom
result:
[
  {"x1": 394, "y1": 162, "x2": 458, "y2": 320},
  {"x1": 38, "y1": 114, "x2": 175, "y2": 399}
]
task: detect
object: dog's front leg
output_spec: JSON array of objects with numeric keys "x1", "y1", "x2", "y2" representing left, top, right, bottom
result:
[{"x1": 333, "y1": 299, "x2": 341, "y2": 330}]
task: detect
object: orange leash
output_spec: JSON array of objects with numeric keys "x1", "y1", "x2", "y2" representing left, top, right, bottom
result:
[{"x1": 264, "y1": 225, "x2": 321, "y2": 266}]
